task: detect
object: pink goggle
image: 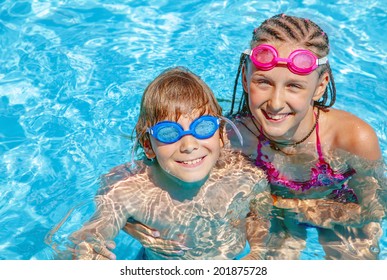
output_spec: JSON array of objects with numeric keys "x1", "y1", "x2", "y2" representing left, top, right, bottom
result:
[{"x1": 245, "y1": 44, "x2": 328, "y2": 75}]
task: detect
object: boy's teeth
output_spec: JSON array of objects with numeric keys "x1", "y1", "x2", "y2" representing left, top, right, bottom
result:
[{"x1": 183, "y1": 158, "x2": 202, "y2": 165}]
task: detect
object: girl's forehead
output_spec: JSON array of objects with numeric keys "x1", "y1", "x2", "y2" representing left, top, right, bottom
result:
[{"x1": 267, "y1": 42, "x2": 304, "y2": 55}]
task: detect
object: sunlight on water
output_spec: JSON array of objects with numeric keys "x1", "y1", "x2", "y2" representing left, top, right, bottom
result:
[{"x1": 0, "y1": 0, "x2": 386, "y2": 259}]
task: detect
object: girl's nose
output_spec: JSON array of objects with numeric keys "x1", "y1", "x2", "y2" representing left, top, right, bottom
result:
[
  {"x1": 268, "y1": 88, "x2": 285, "y2": 112},
  {"x1": 179, "y1": 135, "x2": 199, "y2": 153}
]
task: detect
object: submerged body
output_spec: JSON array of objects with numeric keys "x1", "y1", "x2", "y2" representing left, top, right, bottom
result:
[
  {"x1": 229, "y1": 110, "x2": 385, "y2": 259},
  {"x1": 71, "y1": 149, "x2": 271, "y2": 260},
  {"x1": 224, "y1": 13, "x2": 386, "y2": 259},
  {"x1": 69, "y1": 67, "x2": 273, "y2": 260}
]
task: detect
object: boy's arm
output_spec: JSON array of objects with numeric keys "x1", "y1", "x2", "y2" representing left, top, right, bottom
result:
[{"x1": 70, "y1": 186, "x2": 132, "y2": 260}]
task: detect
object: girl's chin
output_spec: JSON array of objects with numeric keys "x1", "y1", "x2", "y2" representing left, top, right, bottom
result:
[{"x1": 261, "y1": 123, "x2": 288, "y2": 136}]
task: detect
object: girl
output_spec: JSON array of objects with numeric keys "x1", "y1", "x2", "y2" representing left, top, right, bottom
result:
[
  {"x1": 227, "y1": 13, "x2": 385, "y2": 259},
  {"x1": 68, "y1": 66, "x2": 272, "y2": 260}
]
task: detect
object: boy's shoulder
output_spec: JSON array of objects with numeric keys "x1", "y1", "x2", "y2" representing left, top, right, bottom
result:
[
  {"x1": 211, "y1": 149, "x2": 269, "y2": 195},
  {"x1": 98, "y1": 159, "x2": 152, "y2": 194},
  {"x1": 216, "y1": 148, "x2": 266, "y2": 179}
]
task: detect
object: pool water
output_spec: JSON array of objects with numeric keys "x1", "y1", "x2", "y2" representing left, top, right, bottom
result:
[{"x1": 0, "y1": 0, "x2": 386, "y2": 260}]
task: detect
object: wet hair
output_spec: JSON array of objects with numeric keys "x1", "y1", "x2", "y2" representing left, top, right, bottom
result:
[
  {"x1": 135, "y1": 66, "x2": 223, "y2": 148},
  {"x1": 230, "y1": 14, "x2": 336, "y2": 116}
]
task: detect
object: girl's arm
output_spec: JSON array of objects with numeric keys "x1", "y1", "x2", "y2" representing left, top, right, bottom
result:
[
  {"x1": 274, "y1": 175, "x2": 385, "y2": 229},
  {"x1": 274, "y1": 196, "x2": 362, "y2": 228},
  {"x1": 243, "y1": 191, "x2": 272, "y2": 259}
]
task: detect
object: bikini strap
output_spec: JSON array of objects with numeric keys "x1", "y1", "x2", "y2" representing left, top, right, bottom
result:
[{"x1": 315, "y1": 113, "x2": 324, "y2": 160}]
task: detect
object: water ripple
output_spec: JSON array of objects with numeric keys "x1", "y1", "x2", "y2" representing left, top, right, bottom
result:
[{"x1": 0, "y1": 0, "x2": 385, "y2": 259}]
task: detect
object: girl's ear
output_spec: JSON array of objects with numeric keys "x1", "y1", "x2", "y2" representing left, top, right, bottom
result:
[
  {"x1": 143, "y1": 139, "x2": 156, "y2": 159},
  {"x1": 313, "y1": 71, "x2": 329, "y2": 101}
]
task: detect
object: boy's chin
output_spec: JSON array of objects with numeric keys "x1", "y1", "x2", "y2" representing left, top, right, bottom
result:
[{"x1": 170, "y1": 173, "x2": 210, "y2": 188}]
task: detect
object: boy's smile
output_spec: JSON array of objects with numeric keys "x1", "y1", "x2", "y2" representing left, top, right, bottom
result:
[{"x1": 149, "y1": 115, "x2": 222, "y2": 184}]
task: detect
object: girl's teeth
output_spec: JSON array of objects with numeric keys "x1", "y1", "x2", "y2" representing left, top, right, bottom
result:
[{"x1": 268, "y1": 114, "x2": 287, "y2": 120}]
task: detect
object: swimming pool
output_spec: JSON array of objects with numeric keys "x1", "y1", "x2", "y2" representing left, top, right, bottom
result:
[{"x1": 0, "y1": 0, "x2": 386, "y2": 260}]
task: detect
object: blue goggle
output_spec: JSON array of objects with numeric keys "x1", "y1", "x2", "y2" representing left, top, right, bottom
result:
[{"x1": 147, "y1": 115, "x2": 220, "y2": 144}]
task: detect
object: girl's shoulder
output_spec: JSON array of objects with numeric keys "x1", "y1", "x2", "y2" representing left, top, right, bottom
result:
[{"x1": 322, "y1": 108, "x2": 381, "y2": 160}]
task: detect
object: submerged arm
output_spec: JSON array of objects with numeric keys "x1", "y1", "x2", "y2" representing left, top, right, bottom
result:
[
  {"x1": 274, "y1": 170, "x2": 386, "y2": 229},
  {"x1": 242, "y1": 191, "x2": 272, "y2": 260},
  {"x1": 70, "y1": 186, "x2": 131, "y2": 259},
  {"x1": 274, "y1": 196, "x2": 361, "y2": 228}
]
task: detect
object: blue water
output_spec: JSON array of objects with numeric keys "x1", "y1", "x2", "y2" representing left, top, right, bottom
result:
[{"x1": 0, "y1": 0, "x2": 386, "y2": 260}]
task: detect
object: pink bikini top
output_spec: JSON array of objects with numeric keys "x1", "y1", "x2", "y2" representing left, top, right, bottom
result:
[{"x1": 252, "y1": 119, "x2": 358, "y2": 203}]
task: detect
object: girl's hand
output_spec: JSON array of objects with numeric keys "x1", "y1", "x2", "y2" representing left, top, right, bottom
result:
[{"x1": 123, "y1": 221, "x2": 190, "y2": 257}]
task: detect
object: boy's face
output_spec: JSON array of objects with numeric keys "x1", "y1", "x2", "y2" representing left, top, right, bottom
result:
[{"x1": 147, "y1": 114, "x2": 223, "y2": 183}]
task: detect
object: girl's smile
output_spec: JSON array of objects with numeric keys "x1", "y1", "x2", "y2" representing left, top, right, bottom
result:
[{"x1": 262, "y1": 110, "x2": 293, "y2": 122}]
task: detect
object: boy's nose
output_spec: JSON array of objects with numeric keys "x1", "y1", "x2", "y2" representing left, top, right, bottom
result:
[{"x1": 179, "y1": 135, "x2": 199, "y2": 153}]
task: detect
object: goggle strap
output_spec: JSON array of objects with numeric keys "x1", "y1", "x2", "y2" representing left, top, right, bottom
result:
[
  {"x1": 318, "y1": 56, "x2": 328, "y2": 65},
  {"x1": 243, "y1": 49, "x2": 251, "y2": 56},
  {"x1": 220, "y1": 116, "x2": 244, "y2": 147}
]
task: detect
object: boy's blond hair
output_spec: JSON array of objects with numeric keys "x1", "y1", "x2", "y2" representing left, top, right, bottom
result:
[{"x1": 135, "y1": 66, "x2": 224, "y2": 148}]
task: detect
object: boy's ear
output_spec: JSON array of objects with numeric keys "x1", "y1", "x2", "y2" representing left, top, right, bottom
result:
[
  {"x1": 143, "y1": 139, "x2": 156, "y2": 159},
  {"x1": 220, "y1": 131, "x2": 225, "y2": 148},
  {"x1": 313, "y1": 71, "x2": 329, "y2": 101}
]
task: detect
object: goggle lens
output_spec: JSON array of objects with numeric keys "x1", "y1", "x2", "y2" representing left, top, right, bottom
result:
[
  {"x1": 156, "y1": 126, "x2": 180, "y2": 143},
  {"x1": 254, "y1": 47, "x2": 275, "y2": 64},
  {"x1": 194, "y1": 119, "x2": 217, "y2": 138},
  {"x1": 293, "y1": 52, "x2": 314, "y2": 68}
]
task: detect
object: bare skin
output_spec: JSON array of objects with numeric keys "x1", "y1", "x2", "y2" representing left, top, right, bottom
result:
[{"x1": 69, "y1": 149, "x2": 272, "y2": 260}]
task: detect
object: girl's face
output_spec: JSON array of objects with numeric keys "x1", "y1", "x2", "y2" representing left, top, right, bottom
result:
[
  {"x1": 146, "y1": 114, "x2": 223, "y2": 184},
  {"x1": 243, "y1": 43, "x2": 328, "y2": 141}
]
